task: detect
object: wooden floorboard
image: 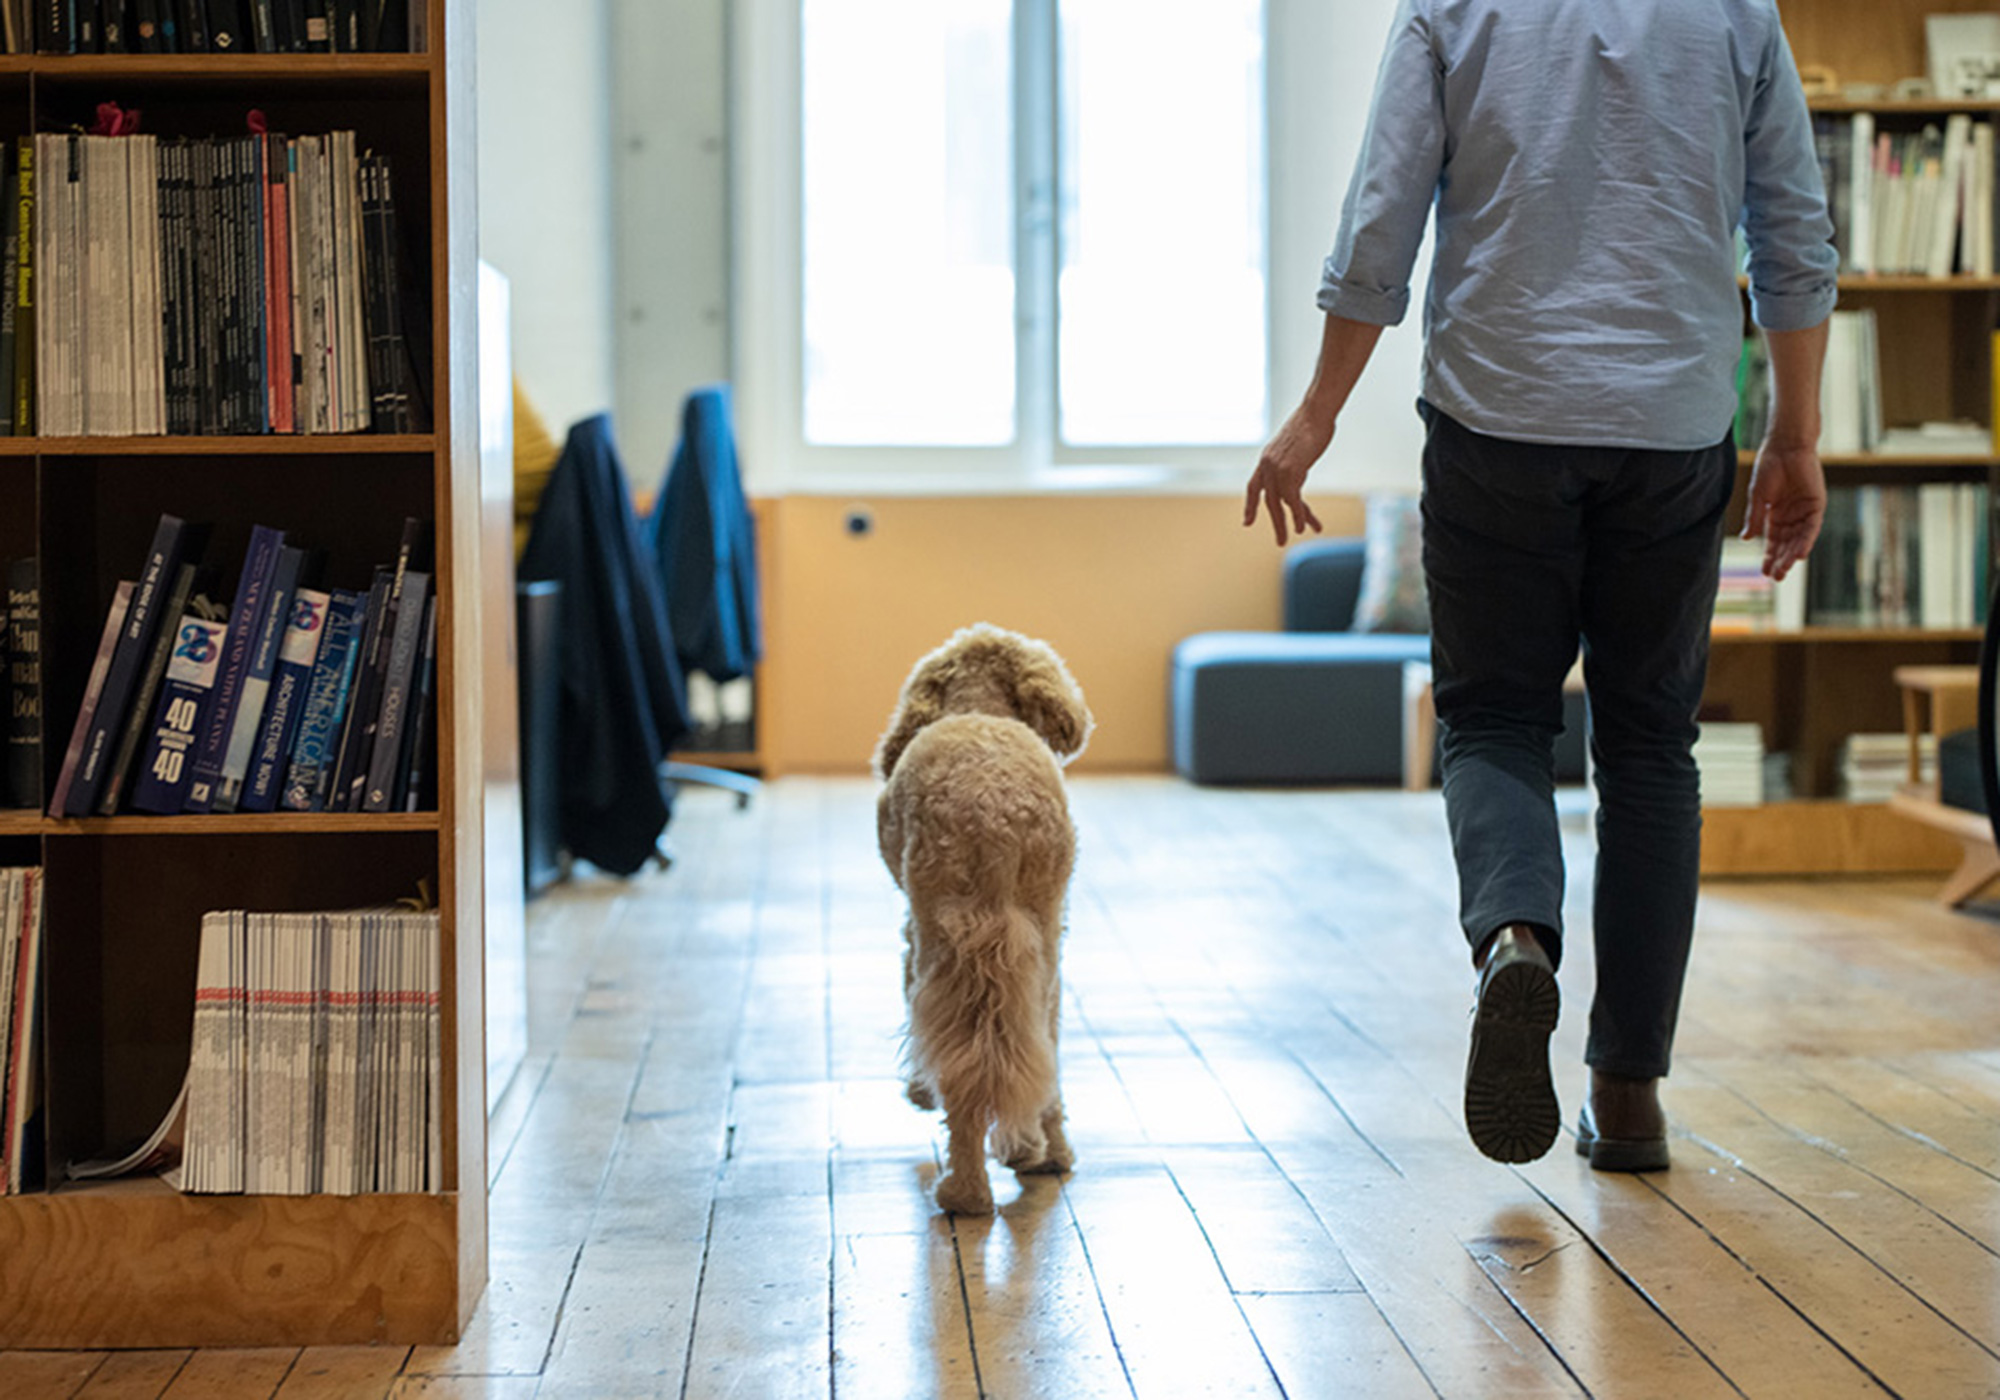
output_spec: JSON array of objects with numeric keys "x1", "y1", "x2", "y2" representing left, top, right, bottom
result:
[{"x1": 7, "y1": 777, "x2": 2000, "y2": 1397}]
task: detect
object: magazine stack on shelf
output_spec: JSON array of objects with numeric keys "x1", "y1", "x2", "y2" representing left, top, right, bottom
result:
[
  {"x1": 1843, "y1": 731, "x2": 1927, "y2": 802},
  {"x1": 1694, "y1": 722, "x2": 1765, "y2": 807},
  {"x1": 0, "y1": 866, "x2": 43, "y2": 1196},
  {"x1": 13, "y1": 124, "x2": 427, "y2": 438},
  {"x1": 69, "y1": 903, "x2": 441, "y2": 1194},
  {"x1": 0, "y1": 1, "x2": 428, "y2": 56}
]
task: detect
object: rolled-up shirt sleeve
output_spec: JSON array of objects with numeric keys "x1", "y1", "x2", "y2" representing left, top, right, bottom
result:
[
  {"x1": 1318, "y1": 0, "x2": 1446, "y2": 326},
  {"x1": 1740, "y1": 15, "x2": 1837, "y2": 331}
]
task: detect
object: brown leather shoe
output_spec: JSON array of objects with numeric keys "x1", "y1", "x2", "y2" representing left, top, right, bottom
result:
[
  {"x1": 1463, "y1": 926, "x2": 1561, "y2": 1163},
  {"x1": 1574, "y1": 1071, "x2": 1669, "y2": 1172}
]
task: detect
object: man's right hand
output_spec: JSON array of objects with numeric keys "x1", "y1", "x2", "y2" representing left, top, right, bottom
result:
[
  {"x1": 1243, "y1": 410, "x2": 1333, "y2": 547},
  {"x1": 1741, "y1": 437, "x2": 1825, "y2": 582}
]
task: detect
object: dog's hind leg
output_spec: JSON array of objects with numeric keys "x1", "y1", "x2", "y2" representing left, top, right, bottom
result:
[
  {"x1": 1008, "y1": 962, "x2": 1073, "y2": 1175},
  {"x1": 933, "y1": 1103, "x2": 995, "y2": 1215},
  {"x1": 900, "y1": 919, "x2": 937, "y2": 1110}
]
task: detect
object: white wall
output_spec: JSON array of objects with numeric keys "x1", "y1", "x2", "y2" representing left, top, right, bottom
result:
[
  {"x1": 609, "y1": 0, "x2": 734, "y2": 487},
  {"x1": 475, "y1": 0, "x2": 619, "y2": 441}
]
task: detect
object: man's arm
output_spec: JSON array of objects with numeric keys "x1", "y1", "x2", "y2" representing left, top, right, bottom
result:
[
  {"x1": 1741, "y1": 318, "x2": 1828, "y2": 581},
  {"x1": 1244, "y1": 315, "x2": 1384, "y2": 545}
]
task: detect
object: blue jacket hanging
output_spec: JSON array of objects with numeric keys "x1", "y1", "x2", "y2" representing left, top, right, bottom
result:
[
  {"x1": 520, "y1": 414, "x2": 690, "y2": 876},
  {"x1": 648, "y1": 385, "x2": 763, "y2": 683}
]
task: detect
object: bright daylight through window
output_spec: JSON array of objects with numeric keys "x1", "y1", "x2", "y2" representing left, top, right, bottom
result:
[{"x1": 801, "y1": 0, "x2": 1267, "y2": 455}]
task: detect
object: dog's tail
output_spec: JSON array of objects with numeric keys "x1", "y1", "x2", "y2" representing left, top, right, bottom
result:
[{"x1": 909, "y1": 899, "x2": 1056, "y2": 1164}]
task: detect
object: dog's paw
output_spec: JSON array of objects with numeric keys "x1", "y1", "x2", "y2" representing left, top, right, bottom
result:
[
  {"x1": 1011, "y1": 1146, "x2": 1074, "y2": 1176},
  {"x1": 933, "y1": 1169, "x2": 995, "y2": 1216},
  {"x1": 904, "y1": 1079, "x2": 937, "y2": 1111}
]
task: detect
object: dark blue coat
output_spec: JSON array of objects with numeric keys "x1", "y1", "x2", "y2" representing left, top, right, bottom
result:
[
  {"x1": 520, "y1": 414, "x2": 689, "y2": 876},
  {"x1": 647, "y1": 386, "x2": 762, "y2": 683}
]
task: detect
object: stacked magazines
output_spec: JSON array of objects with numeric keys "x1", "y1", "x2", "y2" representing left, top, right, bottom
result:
[
  {"x1": 0, "y1": 867, "x2": 42, "y2": 1195},
  {"x1": 20, "y1": 128, "x2": 426, "y2": 438},
  {"x1": 74, "y1": 905, "x2": 441, "y2": 1194}
]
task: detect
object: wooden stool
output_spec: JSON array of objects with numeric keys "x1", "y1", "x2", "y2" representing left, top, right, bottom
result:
[{"x1": 1887, "y1": 664, "x2": 2000, "y2": 907}]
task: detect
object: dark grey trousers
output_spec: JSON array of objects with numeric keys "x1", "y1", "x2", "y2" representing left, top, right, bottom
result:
[{"x1": 1419, "y1": 401, "x2": 1735, "y2": 1080}]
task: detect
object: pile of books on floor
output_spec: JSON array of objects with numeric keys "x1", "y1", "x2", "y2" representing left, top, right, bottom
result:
[
  {"x1": 0, "y1": 867, "x2": 42, "y2": 1195},
  {"x1": 0, "y1": 1, "x2": 428, "y2": 54},
  {"x1": 75, "y1": 904, "x2": 442, "y2": 1194},
  {"x1": 1694, "y1": 722, "x2": 1765, "y2": 807},
  {"x1": 1842, "y1": 731, "x2": 1928, "y2": 802},
  {"x1": 0, "y1": 126, "x2": 426, "y2": 438},
  {"x1": 2, "y1": 559, "x2": 38, "y2": 809},
  {"x1": 1813, "y1": 112, "x2": 1996, "y2": 276},
  {"x1": 49, "y1": 512, "x2": 437, "y2": 818}
]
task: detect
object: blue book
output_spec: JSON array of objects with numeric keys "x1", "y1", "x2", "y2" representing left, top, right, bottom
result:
[
  {"x1": 241, "y1": 585, "x2": 331, "y2": 812},
  {"x1": 184, "y1": 524, "x2": 285, "y2": 813},
  {"x1": 129, "y1": 615, "x2": 229, "y2": 815},
  {"x1": 215, "y1": 545, "x2": 305, "y2": 811},
  {"x1": 280, "y1": 588, "x2": 365, "y2": 812},
  {"x1": 64, "y1": 514, "x2": 209, "y2": 816}
]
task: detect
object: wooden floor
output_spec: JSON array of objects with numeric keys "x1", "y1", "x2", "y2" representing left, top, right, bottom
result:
[{"x1": 5, "y1": 776, "x2": 2000, "y2": 1398}]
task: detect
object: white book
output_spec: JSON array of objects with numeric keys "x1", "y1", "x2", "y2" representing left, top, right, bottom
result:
[
  {"x1": 1848, "y1": 111, "x2": 1875, "y2": 274},
  {"x1": 1919, "y1": 483, "x2": 1957, "y2": 629},
  {"x1": 1819, "y1": 312, "x2": 1865, "y2": 455},
  {"x1": 132, "y1": 137, "x2": 165, "y2": 436},
  {"x1": 1971, "y1": 123, "x2": 1996, "y2": 278},
  {"x1": 1930, "y1": 114, "x2": 1972, "y2": 278}
]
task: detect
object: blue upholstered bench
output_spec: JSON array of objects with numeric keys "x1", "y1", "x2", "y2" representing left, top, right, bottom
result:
[{"x1": 1171, "y1": 538, "x2": 1587, "y2": 785}]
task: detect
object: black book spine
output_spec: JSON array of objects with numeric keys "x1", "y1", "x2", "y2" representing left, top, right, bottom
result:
[
  {"x1": 300, "y1": 0, "x2": 323, "y2": 49},
  {"x1": 39, "y1": 0, "x2": 74, "y2": 54},
  {"x1": 177, "y1": 0, "x2": 205, "y2": 49},
  {"x1": 247, "y1": 0, "x2": 271, "y2": 50},
  {"x1": 325, "y1": 568, "x2": 389, "y2": 809},
  {"x1": 361, "y1": 570, "x2": 426, "y2": 811},
  {"x1": 396, "y1": 591, "x2": 436, "y2": 810},
  {"x1": 99, "y1": 0, "x2": 124, "y2": 50},
  {"x1": 243, "y1": 134, "x2": 268, "y2": 433},
  {"x1": 4, "y1": 557, "x2": 38, "y2": 809},
  {"x1": 96, "y1": 558, "x2": 198, "y2": 813},
  {"x1": 133, "y1": 0, "x2": 162, "y2": 50},
  {"x1": 192, "y1": 139, "x2": 219, "y2": 433},
  {"x1": 206, "y1": 0, "x2": 243, "y2": 52}
]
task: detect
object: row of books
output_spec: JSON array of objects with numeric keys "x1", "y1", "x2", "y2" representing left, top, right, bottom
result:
[
  {"x1": 72, "y1": 905, "x2": 441, "y2": 1195},
  {"x1": 1813, "y1": 112, "x2": 1997, "y2": 277},
  {"x1": 9, "y1": 128, "x2": 427, "y2": 438},
  {"x1": 1713, "y1": 484, "x2": 1990, "y2": 634},
  {"x1": 2, "y1": 559, "x2": 36, "y2": 809},
  {"x1": 47, "y1": 512, "x2": 438, "y2": 818},
  {"x1": 0, "y1": 868, "x2": 42, "y2": 1195},
  {"x1": 1734, "y1": 311, "x2": 1892, "y2": 458},
  {"x1": 0, "y1": 0, "x2": 424, "y2": 53}
]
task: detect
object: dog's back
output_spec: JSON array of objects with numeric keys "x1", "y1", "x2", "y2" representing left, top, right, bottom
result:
[{"x1": 880, "y1": 714, "x2": 1073, "y2": 1193}]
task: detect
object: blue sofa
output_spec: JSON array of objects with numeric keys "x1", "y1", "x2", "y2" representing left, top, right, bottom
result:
[{"x1": 1171, "y1": 538, "x2": 1587, "y2": 785}]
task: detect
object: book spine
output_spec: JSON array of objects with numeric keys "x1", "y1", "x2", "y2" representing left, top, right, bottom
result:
[
  {"x1": 324, "y1": 569, "x2": 388, "y2": 810},
  {"x1": 95, "y1": 557, "x2": 197, "y2": 813},
  {"x1": 241, "y1": 584, "x2": 326, "y2": 811},
  {"x1": 183, "y1": 523, "x2": 282, "y2": 812},
  {"x1": 128, "y1": 613, "x2": 225, "y2": 813},
  {"x1": 48, "y1": 582, "x2": 131, "y2": 818},
  {"x1": 279, "y1": 587, "x2": 360, "y2": 811},
  {"x1": 66, "y1": 513, "x2": 195, "y2": 815},
  {"x1": 3, "y1": 558, "x2": 37, "y2": 808},
  {"x1": 0, "y1": 150, "x2": 17, "y2": 436},
  {"x1": 361, "y1": 570, "x2": 426, "y2": 811},
  {"x1": 397, "y1": 591, "x2": 436, "y2": 810},
  {"x1": 10, "y1": 135, "x2": 29, "y2": 436},
  {"x1": 215, "y1": 542, "x2": 301, "y2": 809}
]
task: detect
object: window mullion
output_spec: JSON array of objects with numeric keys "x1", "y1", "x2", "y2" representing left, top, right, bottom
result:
[{"x1": 1015, "y1": 0, "x2": 1059, "y2": 476}]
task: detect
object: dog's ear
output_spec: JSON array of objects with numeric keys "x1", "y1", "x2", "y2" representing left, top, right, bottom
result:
[
  {"x1": 1012, "y1": 652, "x2": 1094, "y2": 764},
  {"x1": 873, "y1": 666, "x2": 949, "y2": 780}
]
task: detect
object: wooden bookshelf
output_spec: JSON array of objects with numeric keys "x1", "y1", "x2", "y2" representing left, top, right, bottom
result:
[
  {"x1": 0, "y1": 0, "x2": 490, "y2": 1348},
  {"x1": 1699, "y1": 0, "x2": 2000, "y2": 876}
]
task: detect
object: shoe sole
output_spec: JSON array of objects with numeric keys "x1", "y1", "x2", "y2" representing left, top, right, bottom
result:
[{"x1": 1464, "y1": 957, "x2": 1561, "y2": 1163}]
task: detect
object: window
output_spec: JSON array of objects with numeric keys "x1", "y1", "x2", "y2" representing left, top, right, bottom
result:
[{"x1": 788, "y1": 0, "x2": 1269, "y2": 471}]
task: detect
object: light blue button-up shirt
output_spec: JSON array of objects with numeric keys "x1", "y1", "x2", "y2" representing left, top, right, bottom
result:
[{"x1": 1319, "y1": 0, "x2": 1839, "y2": 451}]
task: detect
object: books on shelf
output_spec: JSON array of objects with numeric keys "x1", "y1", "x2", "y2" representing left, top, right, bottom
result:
[
  {"x1": 0, "y1": 866, "x2": 45, "y2": 1195},
  {"x1": 3, "y1": 558, "x2": 37, "y2": 809},
  {"x1": 1695, "y1": 721, "x2": 1765, "y2": 807},
  {"x1": 1842, "y1": 731, "x2": 1928, "y2": 803},
  {"x1": 17, "y1": 126, "x2": 427, "y2": 438},
  {"x1": 72, "y1": 903, "x2": 441, "y2": 1196},
  {"x1": 1712, "y1": 537, "x2": 1808, "y2": 634},
  {"x1": 1812, "y1": 112, "x2": 1998, "y2": 278},
  {"x1": 1, "y1": 0, "x2": 426, "y2": 53},
  {"x1": 50, "y1": 511, "x2": 438, "y2": 818},
  {"x1": 1806, "y1": 483, "x2": 1988, "y2": 630}
]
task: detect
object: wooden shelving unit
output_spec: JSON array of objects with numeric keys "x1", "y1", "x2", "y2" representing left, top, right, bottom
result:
[
  {"x1": 0, "y1": 0, "x2": 489, "y2": 1347},
  {"x1": 1698, "y1": 0, "x2": 2000, "y2": 877}
]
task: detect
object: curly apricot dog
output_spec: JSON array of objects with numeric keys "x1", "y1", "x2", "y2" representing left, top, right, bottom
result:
[{"x1": 874, "y1": 624, "x2": 1093, "y2": 1215}]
